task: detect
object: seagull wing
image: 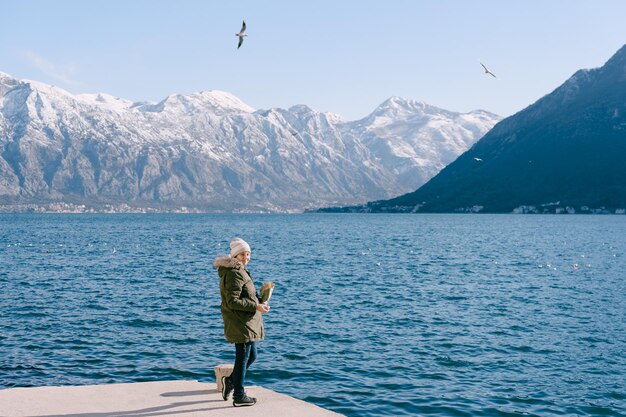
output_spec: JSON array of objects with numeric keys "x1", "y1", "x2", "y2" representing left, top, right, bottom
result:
[
  {"x1": 240, "y1": 20, "x2": 246, "y2": 34},
  {"x1": 237, "y1": 36, "x2": 244, "y2": 49},
  {"x1": 480, "y1": 63, "x2": 497, "y2": 78}
]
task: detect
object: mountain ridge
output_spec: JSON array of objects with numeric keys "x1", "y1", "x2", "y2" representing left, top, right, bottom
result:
[
  {"x1": 0, "y1": 72, "x2": 500, "y2": 212},
  {"x1": 324, "y1": 43, "x2": 626, "y2": 214}
]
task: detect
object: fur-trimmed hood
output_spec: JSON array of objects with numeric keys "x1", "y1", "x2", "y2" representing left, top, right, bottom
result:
[{"x1": 213, "y1": 255, "x2": 243, "y2": 269}]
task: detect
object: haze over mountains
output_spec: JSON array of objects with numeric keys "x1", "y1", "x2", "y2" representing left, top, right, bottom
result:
[
  {"x1": 322, "y1": 43, "x2": 626, "y2": 214},
  {"x1": 0, "y1": 72, "x2": 499, "y2": 212}
]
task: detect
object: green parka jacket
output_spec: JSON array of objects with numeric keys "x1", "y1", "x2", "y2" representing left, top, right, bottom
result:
[{"x1": 213, "y1": 255, "x2": 264, "y2": 344}]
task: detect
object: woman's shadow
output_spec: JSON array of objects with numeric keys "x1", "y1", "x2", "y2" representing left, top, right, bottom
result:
[{"x1": 36, "y1": 388, "x2": 231, "y2": 417}]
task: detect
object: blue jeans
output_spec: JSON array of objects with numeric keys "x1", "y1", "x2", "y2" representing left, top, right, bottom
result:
[{"x1": 230, "y1": 341, "x2": 257, "y2": 398}]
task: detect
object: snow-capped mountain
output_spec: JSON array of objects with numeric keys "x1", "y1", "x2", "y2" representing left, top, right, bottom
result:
[
  {"x1": 0, "y1": 71, "x2": 500, "y2": 211},
  {"x1": 341, "y1": 97, "x2": 498, "y2": 190}
]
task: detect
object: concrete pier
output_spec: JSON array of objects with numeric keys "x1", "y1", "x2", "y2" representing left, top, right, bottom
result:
[{"x1": 0, "y1": 380, "x2": 344, "y2": 417}]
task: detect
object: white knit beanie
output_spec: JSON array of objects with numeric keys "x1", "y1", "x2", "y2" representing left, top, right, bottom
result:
[{"x1": 230, "y1": 237, "x2": 251, "y2": 258}]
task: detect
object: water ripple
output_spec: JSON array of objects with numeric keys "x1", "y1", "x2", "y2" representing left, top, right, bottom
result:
[{"x1": 1, "y1": 213, "x2": 625, "y2": 417}]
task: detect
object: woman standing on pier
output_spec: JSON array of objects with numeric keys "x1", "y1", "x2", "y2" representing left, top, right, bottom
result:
[{"x1": 214, "y1": 237, "x2": 270, "y2": 407}]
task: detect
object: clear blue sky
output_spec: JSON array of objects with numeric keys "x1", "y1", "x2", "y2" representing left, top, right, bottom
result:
[{"x1": 1, "y1": 0, "x2": 625, "y2": 120}]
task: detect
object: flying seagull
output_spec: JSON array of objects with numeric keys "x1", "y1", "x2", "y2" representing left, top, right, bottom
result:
[
  {"x1": 236, "y1": 20, "x2": 247, "y2": 49},
  {"x1": 480, "y1": 62, "x2": 496, "y2": 78},
  {"x1": 473, "y1": 157, "x2": 483, "y2": 161}
]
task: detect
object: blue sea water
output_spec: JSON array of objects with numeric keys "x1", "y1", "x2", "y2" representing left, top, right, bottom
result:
[{"x1": 1, "y1": 213, "x2": 625, "y2": 416}]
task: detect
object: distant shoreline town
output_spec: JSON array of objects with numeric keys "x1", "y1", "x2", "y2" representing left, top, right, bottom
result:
[
  {"x1": 1, "y1": 202, "x2": 625, "y2": 214},
  {"x1": 314, "y1": 202, "x2": 626, "y2": 215},
  {"x1": 0, "y1": 202, "x2": 203, "y2": 214}
]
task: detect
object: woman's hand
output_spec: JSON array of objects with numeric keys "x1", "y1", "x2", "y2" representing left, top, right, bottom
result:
[{"x1": 256, "y1": 303, "x2": 270, "y2": 313}]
